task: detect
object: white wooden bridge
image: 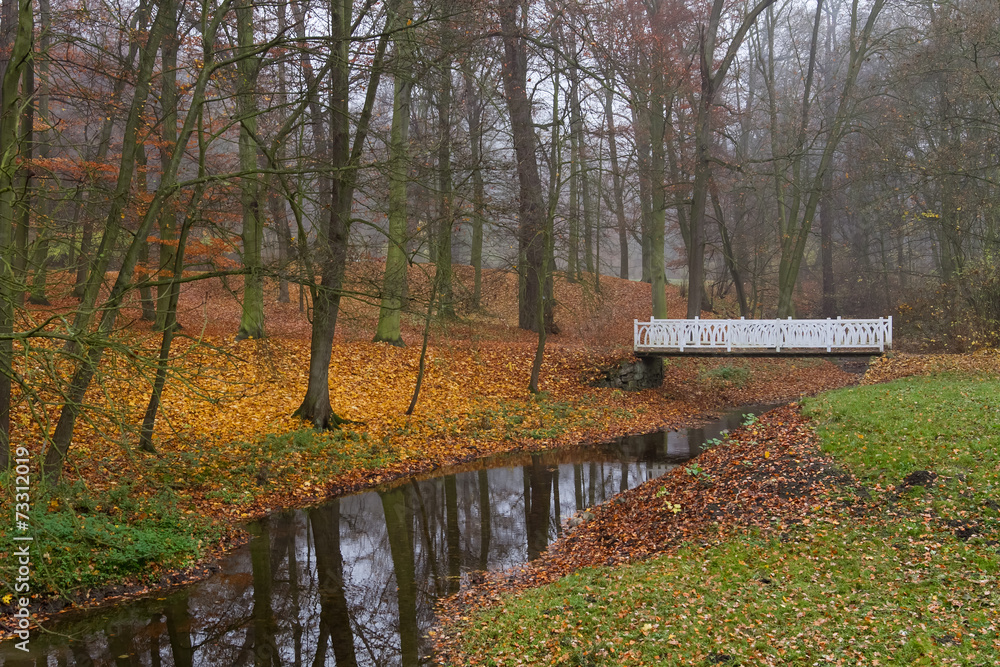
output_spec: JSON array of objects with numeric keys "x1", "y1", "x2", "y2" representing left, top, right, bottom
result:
[{"x1": 634, "y1": 316, "x2": 892, "y2": 356}]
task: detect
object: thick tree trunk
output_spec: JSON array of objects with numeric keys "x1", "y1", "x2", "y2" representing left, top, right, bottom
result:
[
  {"x1": 499, "y1": 0, "x2": 552, "y2": 333},
  {"x1": 155, "y1": 0, "x2": 178, "y2": 329},
  {"x1": 374, "y1": 0, "x2": 415, "y2": 346},
  {"x1": 235, "y1": 0, "x2": 264, "y2": 340},
  {"x1": 0, "y1": 0, "x2": 32, "y2": 468},
  {"x1": 295, "y1": 0, "x2": 390, "y2": 426}
]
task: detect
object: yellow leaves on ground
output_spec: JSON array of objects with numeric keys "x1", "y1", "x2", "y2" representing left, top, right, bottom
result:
[{"x1": 12, "y1": 267, "x2": 860, "y2": 527}]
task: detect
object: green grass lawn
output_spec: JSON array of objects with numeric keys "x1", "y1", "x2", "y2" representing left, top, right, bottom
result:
[{"x1": 445, "y1": 374, "x2": 1000, "y2": 665}]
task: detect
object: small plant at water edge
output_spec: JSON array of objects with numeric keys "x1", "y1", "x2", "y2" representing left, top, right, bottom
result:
[{"x1": 684, "y1": 461, "x2": 713, "y2": 484}]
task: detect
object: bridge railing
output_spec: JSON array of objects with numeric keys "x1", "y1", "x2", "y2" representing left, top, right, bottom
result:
[{"x1": 634, "y1": 316, "x2": 892, "y2": 353}]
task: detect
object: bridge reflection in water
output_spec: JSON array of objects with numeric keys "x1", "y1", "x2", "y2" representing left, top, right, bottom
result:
[{"x1": 0, "y1": 407, "x2": 768, "y2": 667}]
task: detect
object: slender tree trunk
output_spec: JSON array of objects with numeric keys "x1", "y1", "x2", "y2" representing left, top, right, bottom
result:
[
  {"x1": 135, "y1": 141, "x2": 157, "y2": 320},
  {"x1": 435, "y1": 1, "x2": 455, "y2": 318},
  {"x1": 580, "y1": 129, "x2": 595, "y2": 276},
  {"x1": 774, "y1": 0, "x2": 883, "y2": 317},
  {"x1": 65, "y1": 0, "x2": 152, "y2": 332},
  {"x1": 687, "y1": 0, "x2": 777, "y2": 317},
  {"x1": 12, "y1": 50, "x2": 33, "y2": 308},
  {"x1": 405, "y1": 268, "x2": 439, "y2": 415},
  {"x1": 139, "y1": 173, "x2": 205, "y2": 452},
  {"x1": 647, "y1": 69, "x2": 668, "y2": 318},
  {"x1": 709, "y1": 179, "x2": 748, "y2": 316},
  {"x1": 43, "y1": 2, "x2": 227, "y2": 481},
  {"x1": 464, "y1": 67, "x2": 485, "y2": 308},
  {"x1": 604, "y1": 80, "x2": 629, "y2": 280},
  {"x1": 27, "y1": 0, "x2": 52, "y2": 305},
  {"x1": 272, "y1": 192, "x2": 291, "y2": 304},
  {"x1": 819, "y1": 171, "x2": 835, "y2": 317},
  {"x1": 633, "y1": 104, "x2": 653, "y2": 284},
  {"x1": 567, "y1": 43, "x2": 580, "y2": 282}
]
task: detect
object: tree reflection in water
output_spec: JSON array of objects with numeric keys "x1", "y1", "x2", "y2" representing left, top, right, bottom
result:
[{"x1": 1, "y1": 407, "x2": 763, "y2": 666}]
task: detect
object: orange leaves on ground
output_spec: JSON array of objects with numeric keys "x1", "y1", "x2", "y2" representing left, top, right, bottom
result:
[
  {"x1": 863, "y1": 350, "x2": 1000, "y2": 385},
  {"x1": 12, "y1": 267, "x2": 860, "y2": 585}
]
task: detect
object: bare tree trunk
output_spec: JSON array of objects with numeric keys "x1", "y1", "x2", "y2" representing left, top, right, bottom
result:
[
  {"x1": 566, "y1": 36, "x2": 580, "y2": 282},
  {"x1": 27, "y1": 0, "x2": 51, "y2": 305},
  {"x1": 633, "y1": 104, "x2": 653, "y2": 284},
  {"x1": 773, "y1": 0, "x2": 884, "y2": 317},
  {"x1": 155, "y1": 0, "x2": 179, "y2": 329},
  {"x1": 235, "y1": 0, "x2": 264, "y2": 340},
  {"x1": 647, "y1": 68, "x2": 668, "y2": 318},
  {"x1": 12, "y1": 48, "x2": 32, "y2": 309},
  {"x1": 435, "y1": 0, "x2": 455, "y2": 318},
  {"x1": 295, "y1": 0, "x2": 391, "y2": 426},
  {"x1": 0, "y1": 0, "x2": 33, "y2": 468},
  {"x1": 135, "y1": 142, "x2": 157, "y2": 321},
  {"x1": 580, "y1": 129, "x2": 595, "y2": 276},
  {"x1": 374, "y1": 0, "x2": 415, "y2": 345},
  {"x1": 499, "y1": 0, "x2": 552, "y2": 333},
  {"x1": 464, "y1": 66, "x2": 485, "y2": 308},
  {"x1": 604, "y1": 79, "x2": 629, "y2": 280},
  {"x1": 710, "y1": 179, "x2": 749, "y2": 316}
]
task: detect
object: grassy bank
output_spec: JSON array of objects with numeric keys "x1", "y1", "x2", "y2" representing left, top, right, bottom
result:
[{"x1": 438, "y1": 373, "x2": 1000, "y2": 665}]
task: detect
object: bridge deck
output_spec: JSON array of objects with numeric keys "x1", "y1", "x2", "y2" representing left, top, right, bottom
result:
[{"x1": 634, "y1": 317, "x2": 892, "y2": 356}]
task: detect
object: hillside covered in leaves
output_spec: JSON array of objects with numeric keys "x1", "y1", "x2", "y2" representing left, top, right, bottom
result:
[{"x1": 1, "y1": 268, "x2": 858, "y2": 625}]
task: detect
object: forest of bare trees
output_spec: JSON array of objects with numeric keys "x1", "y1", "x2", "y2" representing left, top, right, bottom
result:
[{"x1": 2, "y1": 0, "x2": 1000, "y2": 476}]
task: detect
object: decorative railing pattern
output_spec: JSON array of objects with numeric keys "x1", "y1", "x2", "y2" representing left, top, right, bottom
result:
[{"x1": 634, "y1": 317, "x2": 892, "y2": 353}]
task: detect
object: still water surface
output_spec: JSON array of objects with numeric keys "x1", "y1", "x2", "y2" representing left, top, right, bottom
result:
[{"x1": 0, "y1": 406, "x2": 766, "y2": 666}]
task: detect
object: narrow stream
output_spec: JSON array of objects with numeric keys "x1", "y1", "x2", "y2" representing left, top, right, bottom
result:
[{"x1": 0, "y1": 405, "x2": 770, "y2": 666}]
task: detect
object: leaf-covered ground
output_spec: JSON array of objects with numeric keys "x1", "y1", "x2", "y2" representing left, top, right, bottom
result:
[
  {"x1": 0, "y1": 267, "x2": 860, "y2": 629},
  {"x1": 433, "y1": 372, "x2": 1000, "y2": 665}
]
